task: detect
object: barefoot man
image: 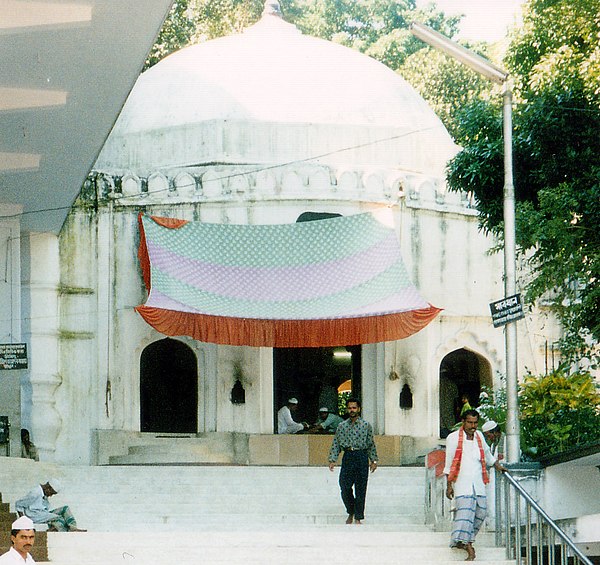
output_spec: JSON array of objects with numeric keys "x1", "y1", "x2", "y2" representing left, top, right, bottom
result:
[
  {"x1": 328, "y1": 398, "x2": 378, "y2": 524},
  {"x1": 444, "y1": 409, "x2": 506, "y2": 561}
]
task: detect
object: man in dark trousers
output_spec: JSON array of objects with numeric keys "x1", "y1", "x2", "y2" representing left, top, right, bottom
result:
[{"x1": 328, "y1": 397, "x2": 378, "y2": 524}]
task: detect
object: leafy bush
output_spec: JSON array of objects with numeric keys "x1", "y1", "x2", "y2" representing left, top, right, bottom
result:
[
  {"x1": 519, "y1": 369, "x2": 600, "y2": 459},
  {"x1": 475, "y1": 370, "x2": 600, "y2": 460}
]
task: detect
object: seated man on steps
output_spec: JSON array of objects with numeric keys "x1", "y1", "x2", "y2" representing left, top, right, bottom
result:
[{"x1": 15, "y1": 479, "x2": 86, "y2": 532}]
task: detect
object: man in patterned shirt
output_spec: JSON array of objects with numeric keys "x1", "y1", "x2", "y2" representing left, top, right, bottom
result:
[{"x1": 328, "y1": 398, "x2": 378, "y2": 524}]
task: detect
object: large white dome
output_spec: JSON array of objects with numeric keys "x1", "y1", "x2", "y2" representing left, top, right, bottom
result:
[{"x1": 96, "y1": 6, "x2": 457, "y2": 176}]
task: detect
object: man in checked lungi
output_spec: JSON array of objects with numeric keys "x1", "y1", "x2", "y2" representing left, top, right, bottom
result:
[{"x1": 444, "y1": 409, "x2": 506, "y2": 561}]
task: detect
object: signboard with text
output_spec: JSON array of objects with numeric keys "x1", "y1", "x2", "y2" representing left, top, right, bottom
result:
[
  {"x1": 0, "y1": 343, "x2": 28, "y2": 370},
  {"x1": 489, "y1": 294, "x2": 525, "y2": 328}
]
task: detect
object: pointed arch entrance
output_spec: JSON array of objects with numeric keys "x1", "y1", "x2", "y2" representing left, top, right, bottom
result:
[
  {"x1": 140, "y1": 338, "x2": 198, "y2": 433},
  {"x1": 273, "y1": 346, "x2": 361, "y2": 431},
  {"x1": 439, "y1": 348, "x2": 492, "y2": 437}
]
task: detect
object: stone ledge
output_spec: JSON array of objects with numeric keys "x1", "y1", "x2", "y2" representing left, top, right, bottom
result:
[{"x1": 248, "y1": 434, "x2": 416, "y2": 466}]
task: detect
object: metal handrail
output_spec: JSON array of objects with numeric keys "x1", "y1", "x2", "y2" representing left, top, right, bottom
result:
[
  {"x1": 497, "y1": 470, "x2": 593, "y2": 565},
  {"x1": 424, "y1": 457, "x2": 594, "y2": 565}
]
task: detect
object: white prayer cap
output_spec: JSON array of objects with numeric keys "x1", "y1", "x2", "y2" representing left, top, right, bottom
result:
[
  {"x1": 481, "y1": 420, "x2": 498, "y2": 433},
  {"x1": 47, "y1": 478, "x2": 62, "y2": 493},
  {"x1": 288, "y1": 398, "x2": 298, "y2": 404},
  {"x1": 319, "y1": 407, "x2": 329, "y2": 412},
  {"x1": 12, "y1": 516, "x2": 35, "y2": 530}
]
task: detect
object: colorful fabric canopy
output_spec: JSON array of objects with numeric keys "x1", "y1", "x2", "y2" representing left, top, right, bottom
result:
[{"x1": 135, "y1": 211, "x2": 441, "y2": 347}]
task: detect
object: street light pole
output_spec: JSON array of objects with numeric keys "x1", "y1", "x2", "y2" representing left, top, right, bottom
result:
[{"x1": 410, "y1": 22, "x2": 520, "y2": 462}]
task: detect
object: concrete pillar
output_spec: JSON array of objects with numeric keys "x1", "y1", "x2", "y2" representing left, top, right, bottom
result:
[{"x1": 21, "y1": 232, "x2": 62, "y2": 460}]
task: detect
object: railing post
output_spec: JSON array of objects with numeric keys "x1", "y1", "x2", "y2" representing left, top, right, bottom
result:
[
  {"x1": 495, "y1": 467, "x2": 503, "y2": 546},
  {"x1": 499, "y1": 470, "x2": 594, "y2": 565},
  {"x1": 536, "y1": 510, "x2": 542, "y2": 565},
  {"x1": 505, "y1": 476, "x2": 513, "y2": 559}
]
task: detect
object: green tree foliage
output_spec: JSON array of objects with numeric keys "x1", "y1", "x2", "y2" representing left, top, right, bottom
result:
[
  {"x1": 519, "y1": 369, "x2": 600, "y2": 459},
  {"x1": 289, "y1": 0, "x2": 461, "y2": 69},
  {"x1": 399, "y1": 48, "x2": 493, "y2": 138},
  {"x1": 145, "y1": 1, "x2": 198, "y2": 69},
  {"x1": 145, "y1": 0, "x2": 265, "y2": 69},
  {"x1": 446, "y1": 0, "x2": 600, "y2": 360}
]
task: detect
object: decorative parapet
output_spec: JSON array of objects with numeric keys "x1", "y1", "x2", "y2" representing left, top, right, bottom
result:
[{"x1": 82, "y1": 164, "x2": 478, "y2": 215}]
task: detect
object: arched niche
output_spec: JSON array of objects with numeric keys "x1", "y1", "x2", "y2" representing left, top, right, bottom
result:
[{"x1": 140, "y1": 338, "x2": 198, "y2": 433}]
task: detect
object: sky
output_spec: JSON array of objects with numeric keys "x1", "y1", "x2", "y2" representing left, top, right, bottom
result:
[{"x1": 415, "y1": 0, "x2": 525, "y2": 43}]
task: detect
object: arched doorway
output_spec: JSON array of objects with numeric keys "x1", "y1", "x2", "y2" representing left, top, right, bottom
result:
[
  {"x1": 273, "y1": 346, "x2": 361, "y2": 431},
  {"x1": 140, "y1": 338, "x2": 198, "y2": 433},
  {"x1": 439, "y1": 348, "x2": 492, "y2": 438}
]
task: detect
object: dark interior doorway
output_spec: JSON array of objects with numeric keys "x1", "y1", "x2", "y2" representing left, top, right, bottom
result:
[
  {"x1": 273, "y1": 346, "x2": 361, "y2": 431},
  {"x1": 140, "y1": 338, "x2": 198, "y2": 433},
  {"x1": 439, "y1": 348, "x2": 492, "y2": 438}
]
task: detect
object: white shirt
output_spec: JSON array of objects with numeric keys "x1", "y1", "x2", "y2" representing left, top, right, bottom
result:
[
  {"x1": 277, "y1": 406, "x2": 304, "y2": 434},
  {"x1": 443, "y1": 429, "x2": 496, "y2": 497},
  {"x1": 0, "y1": 547, "x2": 35, "y2": 564}
]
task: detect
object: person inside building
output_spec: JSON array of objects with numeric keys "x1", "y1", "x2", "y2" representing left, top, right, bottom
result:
[
  {"x1": 459, "y1": 394, "x2": 473, "y2": 419},
  {"x1": 444, "y1": 409, "x2": 506, "y2": 561},
  {"x1": 15, "y1": 479, "x2": 86, "y2": 532},
  {"x1": 276, "y1": 398, "x2": 308, "y2": 434},
  {"x1": 0, "y1": 516, "x2": 36, "y2": 563},
  {"x1": 310, "y1": 407, "x2": 344, "y2": 433},
  {"x1": 20, "y1": 429, "x2": 39, "y2": 462},
  {"x1": 481, "y1": 420, "x2": 504, "y2": 460}
]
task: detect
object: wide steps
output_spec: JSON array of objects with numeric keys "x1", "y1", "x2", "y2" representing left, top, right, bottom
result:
[
  {"x1": 0, "y1": 460, "x2": 513, "y2": 565},
  {"x1": 44, "y1": 530, "x2": 512, "y2": 565},
  {"x1": 61, "y1": 466, "x2": 424, "y2": 531}
]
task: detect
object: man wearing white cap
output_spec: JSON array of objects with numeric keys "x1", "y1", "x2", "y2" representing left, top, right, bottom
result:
[
  {"x1": 481, "y1": 420, "x2": 504, "y2": 460},
  {"x1": 0, "y1": 516, "x2": 36, "y2": 563},
  {"x1": 312, "y1": 407, "x2": 344, "y2": 433},
  {"x1": 15, "y1": 480, "x2": 85, "y2": 532},
  {"x1": 277, "y1": 398, "x2": 308, "y2": 434}
]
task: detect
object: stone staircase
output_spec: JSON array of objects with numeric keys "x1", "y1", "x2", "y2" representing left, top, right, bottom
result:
[
  {"x1": 0, "y1": 457, "x2": 515, "y2": 564},
  {"x1": 106, "y1": 434, "x2": 237, "y2": 465}
]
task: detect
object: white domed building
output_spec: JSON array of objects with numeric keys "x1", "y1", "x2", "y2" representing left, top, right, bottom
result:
[{"x1": 24, "y1": 1, "x2": 552, "y2": 465}]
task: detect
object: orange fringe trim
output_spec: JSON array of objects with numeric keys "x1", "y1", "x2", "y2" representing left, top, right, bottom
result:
[{"x1": 134, "y1": 305, "x2": 442, "y2": 347}]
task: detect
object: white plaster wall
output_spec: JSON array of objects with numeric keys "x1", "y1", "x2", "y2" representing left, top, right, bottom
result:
[
  {"x1": 22, "y1": 232, "x2": 62, "y2": 460},
  {"x1": 541, "y1": 464, "x2": 600, "y2": 521},
  {"x1": 216, "y1": 346, "x2": 265, "y2": 434},
  {"x1": 99, "y1": 121, "x2": 456, "y2": 179},
  {"x1": 43, "y1": 172, "x2": 562, "y2": 463}
]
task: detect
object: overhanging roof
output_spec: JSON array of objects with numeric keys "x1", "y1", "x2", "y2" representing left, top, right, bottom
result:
[{"x1": 0, "y1": 0, "x2": 174, "y2": 233}]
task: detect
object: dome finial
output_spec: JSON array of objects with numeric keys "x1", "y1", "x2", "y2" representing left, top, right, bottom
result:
[{"x1": 262, "y1": 0, "x2": 283, "y2": 18}]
